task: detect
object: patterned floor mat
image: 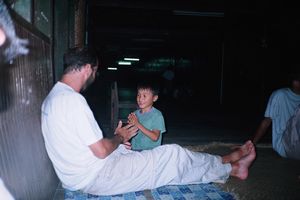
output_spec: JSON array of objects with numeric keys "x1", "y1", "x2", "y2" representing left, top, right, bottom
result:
[{"x1": 64, "y1": 183, "x2": 235, "y2": 200}]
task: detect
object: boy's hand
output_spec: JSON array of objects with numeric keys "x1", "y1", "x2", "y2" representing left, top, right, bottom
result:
[{"x1": 128, "y1": 113, "x2": 139, "y2": 126}]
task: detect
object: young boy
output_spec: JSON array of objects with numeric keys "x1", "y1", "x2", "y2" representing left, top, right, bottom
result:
[{"x1": 127, "y1": 81, "x2": 166, "y2": 150}]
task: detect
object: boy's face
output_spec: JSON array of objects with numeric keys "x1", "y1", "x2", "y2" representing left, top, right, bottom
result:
[{"x1": 136, "y1": 88, "x2": 158, "y2": 111}]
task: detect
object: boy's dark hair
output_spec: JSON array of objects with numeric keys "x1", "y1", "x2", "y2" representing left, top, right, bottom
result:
[
  {"x1": 137, "y1": 80, "x2": 159, "y2": 96},
  {"x1": 63, "y1": 46, "x2": 98, "y2": 74}
]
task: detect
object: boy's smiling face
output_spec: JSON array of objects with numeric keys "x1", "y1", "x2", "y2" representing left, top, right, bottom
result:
[{"x1": 136, "y1": 88, "x2": 158, "y2": 113}]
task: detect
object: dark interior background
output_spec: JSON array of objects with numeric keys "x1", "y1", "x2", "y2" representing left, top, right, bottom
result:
[{"x1": 83, "y1": 0, "x2": 300, "y2": 135}]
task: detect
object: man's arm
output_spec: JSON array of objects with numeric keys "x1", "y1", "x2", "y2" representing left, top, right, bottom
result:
[
  {"x1": 89, "y1": 135, "x2": 123, "y2": 159},
  {"x1": 252, "y1": 117, "x2": 272, "y2": 144},
  {"x1": 89, "y1": 121, "x2": 138, "y2": 159}
]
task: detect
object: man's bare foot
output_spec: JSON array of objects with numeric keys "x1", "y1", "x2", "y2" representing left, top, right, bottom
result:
[
  {"x1": 230, "y1": 146, "x2": 256, "y2": 180},
  {"x1": 222, "y1": 140, "x2": 254, "y2": 163}
]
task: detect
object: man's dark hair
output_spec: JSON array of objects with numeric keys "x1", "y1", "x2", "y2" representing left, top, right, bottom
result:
[
  {"x1": 63, "y1": 46, "x2": 98, "y2": 73},
  {"x1": 137, "y1": 80, "x2": 159, "y2": 96}
]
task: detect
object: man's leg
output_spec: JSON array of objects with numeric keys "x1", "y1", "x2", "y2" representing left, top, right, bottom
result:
[
  {"x1": 83, "y1": 142, "x2": 256, "y2": 195},
  {"x1": 229, "y1": 146, "x2": 256, "y2": 180},
  {"x1": 222, "y1": 140, "x2": 254, "y2": 163},
  {"x1": 84, "y1": 144, "x2": 232, "y2": 195}
]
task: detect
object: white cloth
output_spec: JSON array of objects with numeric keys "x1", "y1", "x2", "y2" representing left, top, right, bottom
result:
[
  {"x1": 41, "y1": 82, "x2": 104, "y2": 190},
  {"x1": 42, "y1": 82, "x2": 231, "y2": 195},
  {"x1": 83, "y1": 144, "x2": 231, "y2": 195},
  {"x1": 0, "y1": 178, "x2": 14, "y2": 200},
  {"x1": 264, "y1": 88, "x2": 300, "y2": 157}
]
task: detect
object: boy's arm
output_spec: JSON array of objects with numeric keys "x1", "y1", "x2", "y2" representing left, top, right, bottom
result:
[
  {"x1": 128, "y1": 113, "x2": 160, "y2": 141},
  {"x1": 135, "y1": 123, "x2": 161, "y2": 141}
]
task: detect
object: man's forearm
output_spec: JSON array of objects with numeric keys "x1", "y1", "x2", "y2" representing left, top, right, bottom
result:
[
  {"x1": 94, "y1": 122, "x2": 138, "y2": 158},
  {"x1": 101, "y1": 134, "x2": 124, "y2": 155},
  {"x1": 114, "y1": 134, "x2": 124, "y2": 144},
  {"x1": 90, "y1": 135, "x2": 124, "y2": 159}
]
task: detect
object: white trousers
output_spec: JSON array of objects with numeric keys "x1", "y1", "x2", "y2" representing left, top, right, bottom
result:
[
  {"x1": 0, "y1": 178, "x2": 14, "y2": 200},
  {"x1": 83, "y1": 144, "x2": 231, "y2": 195}
]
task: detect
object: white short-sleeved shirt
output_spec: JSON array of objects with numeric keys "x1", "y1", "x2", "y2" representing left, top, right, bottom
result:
[
  {"x1": 265, "y1": 88, "x2": 300, "y2": 157},
  {"x1": 41, "y1": 82, "x2": 104, "y2": 190}
]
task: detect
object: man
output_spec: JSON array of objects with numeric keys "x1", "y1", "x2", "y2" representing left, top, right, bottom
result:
[
  {"x1": 41, "y1": 46, "x2": 256, "y2": 195},
  {"x1": 252, "y1": 73, "x2": 300, "y2": 159}
]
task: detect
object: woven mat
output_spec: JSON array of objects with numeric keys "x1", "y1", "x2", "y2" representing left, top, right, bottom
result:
[{"x1": 64, "y1": 183, "x2": 235, "y2": 200}]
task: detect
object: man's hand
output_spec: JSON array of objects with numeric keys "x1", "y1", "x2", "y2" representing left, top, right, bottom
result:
[
  {"x1": 89, "y1": 121, "x2": 137, "y2": 159},
  {"x1": 114, "y1": 120, "x2": 138, "y2": 143}
]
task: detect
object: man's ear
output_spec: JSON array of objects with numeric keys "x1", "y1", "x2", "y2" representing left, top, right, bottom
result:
[
  {"x1": 81, "y1": 64, "x2": 92, "y2": 77},
  {"x1": 83, "y1": 63, "x2": 92, "y2": 73},
  {"x1": 84, "y1": 63, "x2": 92, "y2": 70}
]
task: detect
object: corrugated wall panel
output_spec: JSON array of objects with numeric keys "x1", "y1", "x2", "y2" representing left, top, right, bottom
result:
[{"x1": 0, "y1": 16, "x2": 58, "y2": 199}]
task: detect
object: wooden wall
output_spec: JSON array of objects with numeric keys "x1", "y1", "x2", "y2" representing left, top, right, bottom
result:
[{"x1": 0, "y1": 16, "x2": 58, "y2": 199}]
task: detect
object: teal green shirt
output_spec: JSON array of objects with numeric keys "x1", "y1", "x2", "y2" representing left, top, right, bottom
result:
[{"x1": 131, "y1": 107, "x2": 166, "y2": 150}]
